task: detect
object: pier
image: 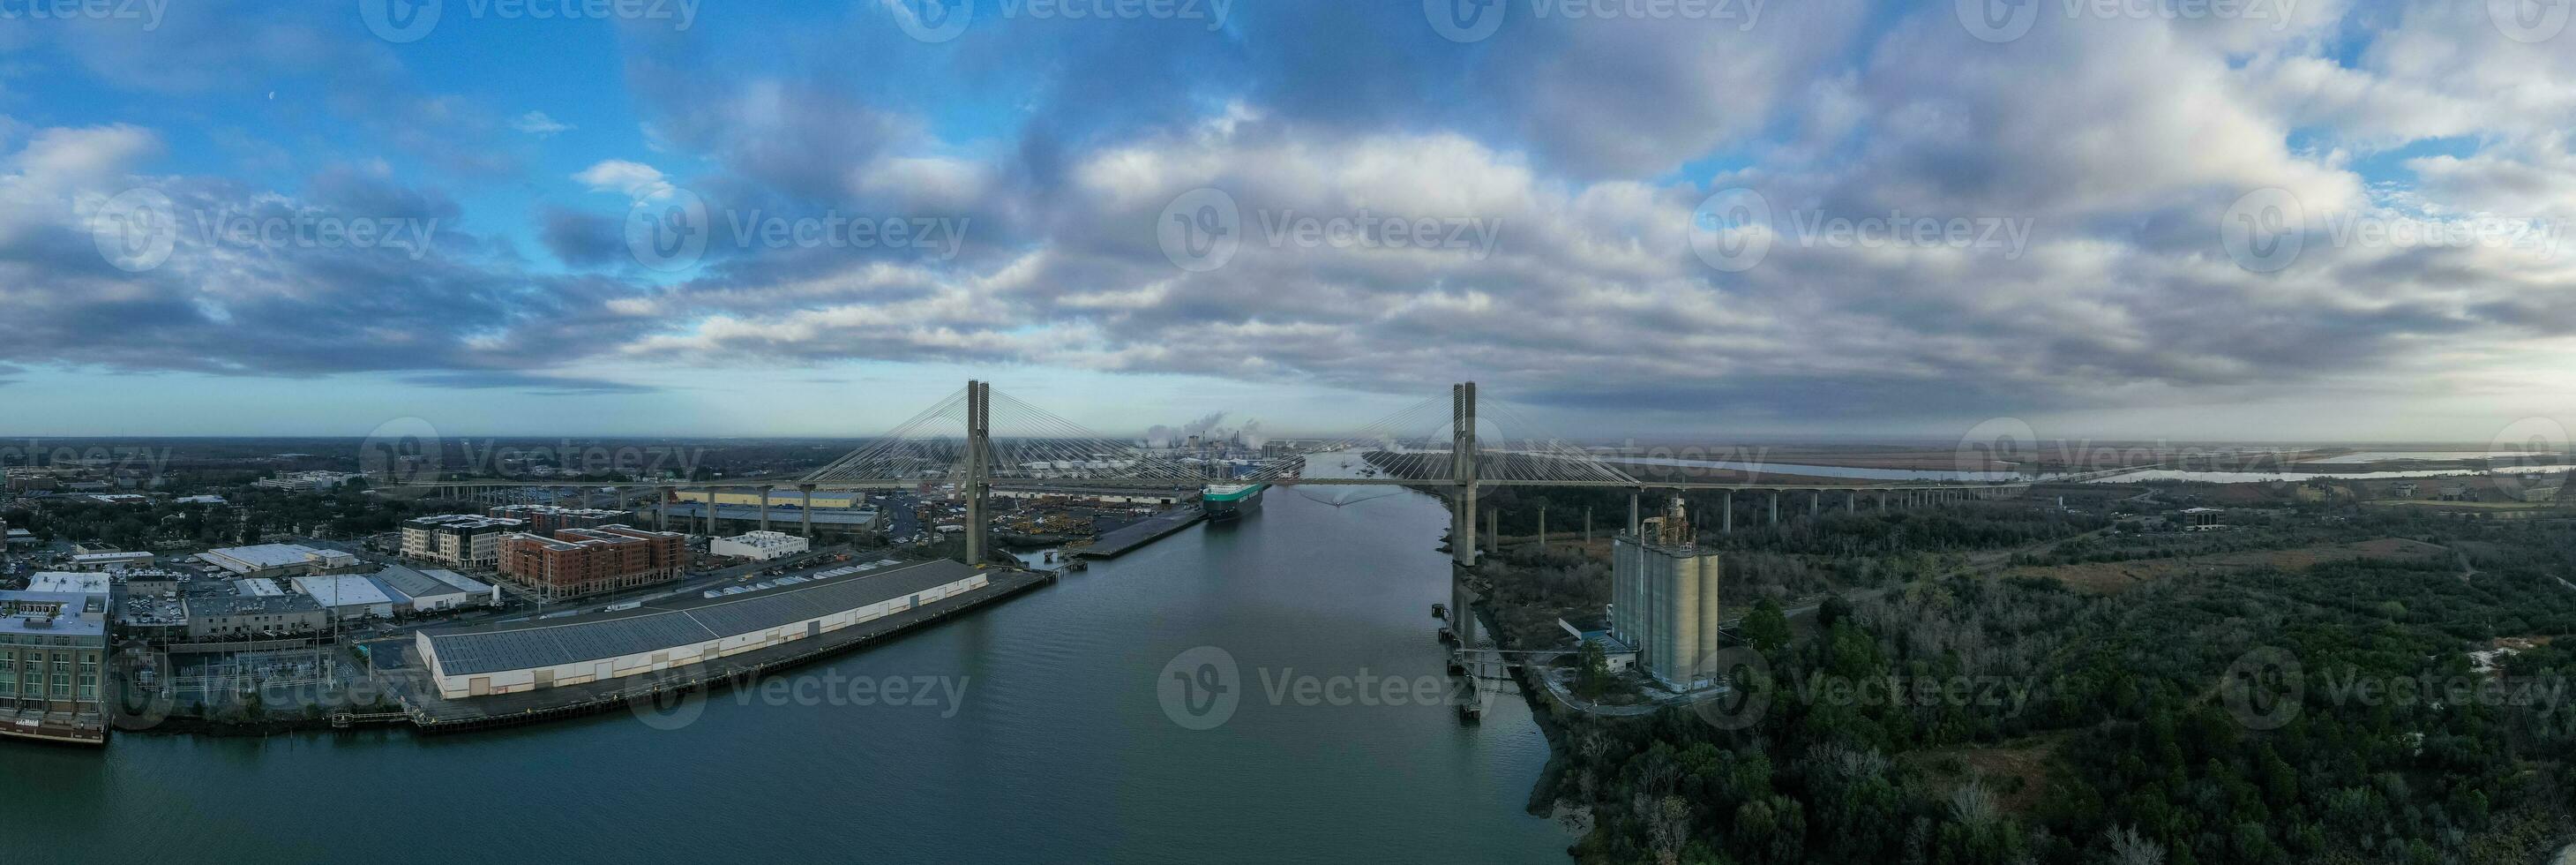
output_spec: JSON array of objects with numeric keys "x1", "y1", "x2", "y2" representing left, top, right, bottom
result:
[
  {"x1": 1068, "y1": 508, "x2": 1206, "y2": 560},
  {"x1": 368, "y1": 569, "x2": 1057, "y2": 733}
]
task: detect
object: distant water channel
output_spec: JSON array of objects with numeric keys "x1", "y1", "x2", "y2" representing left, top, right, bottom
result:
[{"x1": 9, "y1": 488, "x2": 1570, "y2": 864}]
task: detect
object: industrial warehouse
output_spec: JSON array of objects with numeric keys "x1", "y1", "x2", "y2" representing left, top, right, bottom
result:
[{"x1": 415, "y1": 559, "x2": 988, "y2": 699}]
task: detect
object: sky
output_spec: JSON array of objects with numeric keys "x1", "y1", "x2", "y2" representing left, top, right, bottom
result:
[{"x1": 3, "y1": 0, "x2": 2575, "y2": 445}]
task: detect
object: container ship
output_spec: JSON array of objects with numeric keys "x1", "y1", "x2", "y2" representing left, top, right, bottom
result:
[{"x1": 1201, "y1": 483, "x2": 1267, "y2": 521}]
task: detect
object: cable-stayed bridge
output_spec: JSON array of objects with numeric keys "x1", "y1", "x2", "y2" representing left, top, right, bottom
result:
[
  {"x1": 398, "y1": 379, "x2": 2035, "y2": 564},
  {"x1": 388, "y1": 380, "x2": 2056, "y2": 652}
]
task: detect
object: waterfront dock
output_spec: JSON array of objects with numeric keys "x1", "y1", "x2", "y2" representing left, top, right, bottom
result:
[
  {"x1": 1070, "y1": 508, "x2": 1204, "y2": 560},
  {"x1": 369, "y1": 568, "x2": 1056, "y2": 733}
]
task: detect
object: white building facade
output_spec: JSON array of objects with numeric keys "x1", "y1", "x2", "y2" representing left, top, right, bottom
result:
[
  {"x1": 418, "y1": 560, "x2": 985, "y2": 699},
  {"x1": 710, "y1": 530, "x2": 809, "y2": 560},
  {"x1": 401, "y1": 515, "x2": 528, "y2": 570},
  {"x1": 1610, "y1": 496, "x2": 1723, "y2": 688}
]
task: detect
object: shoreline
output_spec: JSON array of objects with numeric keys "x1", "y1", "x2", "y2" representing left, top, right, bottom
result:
[{"x1": 101, "y1": 568, "x2": 1059, "y2": 740}]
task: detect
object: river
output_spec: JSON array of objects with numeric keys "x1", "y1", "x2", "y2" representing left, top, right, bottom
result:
[{"x1": 8, "y1": 488, "x2": 1571, "y2": 863}]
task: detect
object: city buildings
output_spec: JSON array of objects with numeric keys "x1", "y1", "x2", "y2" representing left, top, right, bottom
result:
[
  {"x1": 417, "y1": 559, "x2": 985, "y2": 699},
  {"x1": 0, "y1": 590, "x2": 109, "y2": 744},
  {"x1": 991, "y1": 485, "x2": 1185, "y2": 507},
  {"x1": 182, "y1": 595, "x2": 328, "y2": 640},
  {"x1": 486, "y1": 505, "x2": 629, "y2": 535},
  {"x1": 401, "y1": 515, "x2": 530, "y2": 570},
  {"x1": 67, "y1": 551, "x2": 154, "y2": 571},
  {"x1": 253, "y1": 471, "x2": 361, "y2": 493},
  {"x1": 497, "y1": 525, "x2": 687, "y2": 600},
  {"x1": 122, "y1": 572, "x2": 180, "y2": 598},
  {"x1": 369, "y1": 565, "x2": 499, "y2": 613},
  {"x1": 199, "y1": 544, "x2": 361, "y2": 580},
  {"x1": 26, "y1": 573, "x2": 110, "y2": 595},
  {"x1": 711, "y1": 530, "x2": 809, "y2": 560},
  {"x1": 678, "y1": 489, "x2": 868, "y2": 509},
  {"x1": 1609, "y1": 495, "x2": 1723, "y2": 689},
  {"x1": 290, "y1": 575, "x2": 398, "y2": 621}
]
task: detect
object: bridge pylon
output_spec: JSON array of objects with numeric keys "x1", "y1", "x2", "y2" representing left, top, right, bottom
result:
[
  {"x1": 1451, "y1": 382, "x2": 1479, "y2": 651},
  {"x1": 963, "y1": 380, "x2": 992, "y2": 568}
]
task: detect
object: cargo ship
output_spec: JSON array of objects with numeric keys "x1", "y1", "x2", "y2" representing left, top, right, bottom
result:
[{"x1": 1201, "y1": 483, "x2": 1267, "y2": 521}]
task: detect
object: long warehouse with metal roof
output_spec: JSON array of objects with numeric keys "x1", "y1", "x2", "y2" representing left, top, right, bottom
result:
[{"x1": 415, "y1": 558, "x2": 987, "y2": 699}]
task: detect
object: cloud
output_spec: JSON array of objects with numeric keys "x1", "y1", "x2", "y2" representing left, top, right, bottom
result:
[
  {"x1": 513, "y1": 111, "x2": 573, "y2": 137},
  {"x1": 573, "y1": 160, "x2": 669, "y2": 198},
  {"x1": 7, "y1": 2, "x2": 2576, "y2": 435}
]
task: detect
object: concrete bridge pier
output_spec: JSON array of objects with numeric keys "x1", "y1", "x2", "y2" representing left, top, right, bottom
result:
[
  {"x1": 656, "y1": 486, "x2": 670, "y2": 530},
  {"x1": 1721, "y1": 492, "x2": 1733, "y2": 533},
  {"x1": 1808, "y1": 491, "x2": 1820, "y2": 517},
  {"x1": 965, "y1": 380, "x2": 992, "y2": 567},
  {"x1": 1449, "y1": 382, "x2": 1480, "y2": 651},
  {"x1": 758, "y1": 485, "x2": 773, "y2": 532},
  {"x1": 1769, "y1": 492, "x2": 1779, "y2": 525},
  {"x1": 799, "y1": 485, "x2": 816, "y2": 538}
]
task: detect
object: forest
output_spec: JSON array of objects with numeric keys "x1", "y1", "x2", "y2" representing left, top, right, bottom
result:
[{"x1": 1495, "y1": 502, "x2": 2575, "y2": 865}]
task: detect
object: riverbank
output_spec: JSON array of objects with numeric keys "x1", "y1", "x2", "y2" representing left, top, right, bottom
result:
[
  {"x1": 18, "y1": 485, "x2": 1571, "y2": 864},
  {"x1": 376, "y1": 568, "x2": 1057, "y2": 733}
]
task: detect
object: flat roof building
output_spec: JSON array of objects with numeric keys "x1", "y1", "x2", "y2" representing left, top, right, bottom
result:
[
  {"x1": 370, "y1": 565, "x2": 499, "y2": 613},
  {"x1": 401, "y1": 515, "x2": 529, "y2": 571},
  {"x1": 182, "y1": 594, "x2": 327, "y2": 641},
  {"x1": 498, "y1": 525, "x2": 687, "y2": 600},
  {"x1": 0, "y1": 590, "x2": 110, "y2": 744},
  {"x1": 712, "y1": 530, "x2": 809, "y2": 560},
  {"x1": 26, "y1": 573, "x2": 111, "y2": 595},
  {"x1": 122, "y1": 571, "x2": 181, "y2": 598},
  {"x1": 201, "y1": 544, "x2": 360, "y2": 579},
  {"x1": 417, "y1": 559, "x2": 985, "y2": 700},
  {"x1": 487, "y1": 505, "x2": 630, "y2": 535},
  {"x1": 291, "y1": 575, "x2": 398, "y2": 621},
  {"x1": 68, "y1": 551, "x2": 156, "y2": 571},
  {"x1": 253, "y1": 471, "x2": 359, "y2": 493},
  {"x1": 678, "y1": 489, "x2": 869, "y2": 510}
]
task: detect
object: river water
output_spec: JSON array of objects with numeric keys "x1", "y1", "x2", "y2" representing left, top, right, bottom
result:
[{"x1": 9, "y1": 489, "x2": 1570, "y2": 863}]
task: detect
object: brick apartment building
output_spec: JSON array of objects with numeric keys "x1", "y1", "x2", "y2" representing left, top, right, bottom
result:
[
  {"x1": 498, "y1": 525, "x2": 688, "y2": 599},
  {"x1": 485, "y1": 504, "x2": 632, "y2": 536}
]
